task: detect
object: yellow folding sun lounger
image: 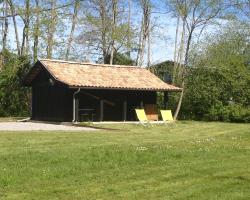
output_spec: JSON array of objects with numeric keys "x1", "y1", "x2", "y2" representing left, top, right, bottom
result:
[
  {"x1": 135, "y1": 109, "x2": 151, "y2": 126},
  {"x1": 160, "y1": 110, "x2": 174, "y2": 123}
]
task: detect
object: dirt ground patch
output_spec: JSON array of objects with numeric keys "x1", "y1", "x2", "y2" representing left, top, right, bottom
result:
[{"x1": 0, "y1": 122, "x2": 96, "y2": 131}]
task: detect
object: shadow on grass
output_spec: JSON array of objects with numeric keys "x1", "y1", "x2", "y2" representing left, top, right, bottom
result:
[
  {"x1": 76, "y1": 122, "x2": 176, "y2": 132},
  {"x1": 76, "y1": 122, "x2": 131, "y2": 131},
  {"x1": 214, "y1": 175, "x2": 250, "y2": 182}
]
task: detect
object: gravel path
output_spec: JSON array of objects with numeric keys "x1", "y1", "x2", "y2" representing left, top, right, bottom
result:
[{"x1": 0, "y1": 122, "x2": 96, "y2": 131}]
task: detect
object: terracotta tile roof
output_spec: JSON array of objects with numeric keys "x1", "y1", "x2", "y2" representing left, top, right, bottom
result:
[{"x1": 25, "y1": 59, "x2": 182, "y2": 91}]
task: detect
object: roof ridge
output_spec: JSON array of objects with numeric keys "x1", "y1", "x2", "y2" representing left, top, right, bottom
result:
[{"x1": 39, "y1": 58, "x2": 142, "y2": 69}]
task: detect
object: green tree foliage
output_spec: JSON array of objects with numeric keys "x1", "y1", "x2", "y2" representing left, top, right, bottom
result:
[
  {"x1": 0, "y1": 50, "x2": 31, "y2": 117},
  {"x1": 150, "y1": 22, "x2": 250, "y2": 122},
  {"x1": 149, "y1": 61, "x2": 180, "y2": 112},
  {"x1": 149, "y1": 61, "x2": 175, "y2": 80},
  {"x1": 181, "y1": 22, "x2": 250, "y2": 122},
  {"x1": 104, "y1": 53, "x2": 134, "y2": 65}
]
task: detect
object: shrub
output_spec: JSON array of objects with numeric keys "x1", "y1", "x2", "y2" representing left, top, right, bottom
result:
[
  {"x1": 0, "y1": 51, "x2": 31, "y2": 117},
  {"x1": 205, "y1": 103, "x2": 250, "y2": 123}
]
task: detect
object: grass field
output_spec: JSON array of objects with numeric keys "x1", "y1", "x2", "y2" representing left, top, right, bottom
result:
[{"x1": 0, "y1": 121, "x2": 250, "y2": 200}]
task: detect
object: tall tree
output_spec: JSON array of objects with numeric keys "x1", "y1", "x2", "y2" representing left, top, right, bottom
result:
[
  {"x1": 126, "y1": 0, "x2": 131, "y2": 57},
  {"x1": 65, "y1": 0, "x2": 80, "y2": 60},
  {"x1": 172, "y1": 15, "x2": 180, "y2": 83},
  {"x1": 7, "y1": 0, "x2": 20, "y2": 56},
  {"x1": 147, "y1": 12, "x2": 151, "y2": 67},
  {"x1": 136, "y1": 0, "x2": 151, "y2": 66},
  {"x1": 168, "y1": 0, "x2": 224, "y2": 120},
  {"x1": 109, "y1": 0, "x2": 118, "y2": 64},
  {"x1": 99, "y1": 0, "x2": 108, "y2": 62},
  {"x1": 46, "y1": 0, "x2": 57, "y2": 59},
  {"x1": 21, "y1": 0, "x2": 30, "y2": 56},
  {"x1": 33, "y1": 0, "x2": 40, "y2": 61},
  {"x1": 2, "y1": 1, "x2": 9, "y2": 51},
  {"x1": 78, "y1": 0, "x2": 131, "y2": 63}
]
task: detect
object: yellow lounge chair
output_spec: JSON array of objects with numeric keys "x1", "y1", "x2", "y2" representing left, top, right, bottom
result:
[
  {"x1": 135, "y1": 109, "x2": 151, "y2": 126},
  {"x1": 160, "y1": 110, "x2": 174, "y2": 123}
]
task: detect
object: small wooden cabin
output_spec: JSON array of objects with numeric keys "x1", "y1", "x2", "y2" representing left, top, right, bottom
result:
[{"x1": 24, "y1": 59, "x2": 181, "y2": 122}]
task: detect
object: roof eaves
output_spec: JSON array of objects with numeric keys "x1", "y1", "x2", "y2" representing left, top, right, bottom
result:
[{"x1": 68, "y1": 85, "x2": 182, "y2": 92}]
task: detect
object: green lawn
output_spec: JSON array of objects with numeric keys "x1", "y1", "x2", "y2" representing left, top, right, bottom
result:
[{"x1": 0, "y1": 121, "x2": 250, "y2": 200}]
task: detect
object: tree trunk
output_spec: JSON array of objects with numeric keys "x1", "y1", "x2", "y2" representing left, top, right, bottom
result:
[
  {"x1": 172, "y1": 16, "x2": 180, "y2": 83},
  {"x1": 33, "y1": 0, "x2": 40, "y2": 61},
  {"x1": 126, "y1": 0, "x2": 131, "y2": 57},
  {"x1": 147, "y1": 19, "x2": 151, "y2": 67},
  {"x1": 137, "y1": 0, "x2": 150, "y2": 66},
  {"x1": 65, "y1": 0, "x2": 80, "y2": 60},
  {"x1": 46, "y1": 0, "x2": 56, "y2": 59},
  {"x1": 176, "y1": 18, "x2": 186, "y2": 82},
  {"x1": 174, "y1": 26, "x2": 193, "y2": 120},
  {"x1": 138, "y1": 31, "x2": 146, "y2": 66},
  {"x1": 174, "y1": 80, "x2": 184, "y2": 120},
  {"x1": 21, "y1": 22, "x2": 26, "y2": 56},
  {"x1": 100, "y1": 0, "x2": 107, "y2": 63},
  {"x1": 21, "y1": 0, "x2": 30, "y2": 57},
  {"x1": 2, "y1": 2, "x2": 9, "y2": 51},
  {"x1": 110, "y1": 0, "x2": 117, "y2": 65},
  {"x1": 7, "y1": 0, "x2": 20, "y2": 56},
  {"x1": 147, "y1": 3, "x2": 151, "y2": 67},
  {"x1": 25, "y1": 0, "x2": 30, "y2": 55},
  {"x1": 136, "y1": 16, "x2": 143, "y2": 66}
]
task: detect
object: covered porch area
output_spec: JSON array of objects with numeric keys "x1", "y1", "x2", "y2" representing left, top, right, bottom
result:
[{"x1": 72, "y1": 88, "x2": 170, "y2": 122}]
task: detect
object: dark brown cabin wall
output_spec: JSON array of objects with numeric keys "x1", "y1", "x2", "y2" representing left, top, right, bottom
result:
[{"x1": 31, "y1": 69, "x2": 73, "y2": 122}]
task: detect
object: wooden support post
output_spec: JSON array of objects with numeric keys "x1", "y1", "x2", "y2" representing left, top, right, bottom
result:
[
  {"x1": 140, "y1": 101, "x2": 143, "y2": 108},
  {"x1": 164, "y1": 92, "x2": 168, "y2": 109},
  {"x1": 31, "y1": 88, "x2": 34, "y2": 119},
  {"x1": 75, "y1": 97, "x2": 79, "y2": 122},
  {"x1": 100, "y1": 100, "x2": 104, "y2": 121},
  {"x1": 73, "y1": 88, "x2": 80, "y2": 122},
  {"x1": 140, "y1": 92, "x2": 144, "y2": 108},
  {"x1": 123, "y1": 100, "x2": 127, "y2": 121}
]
